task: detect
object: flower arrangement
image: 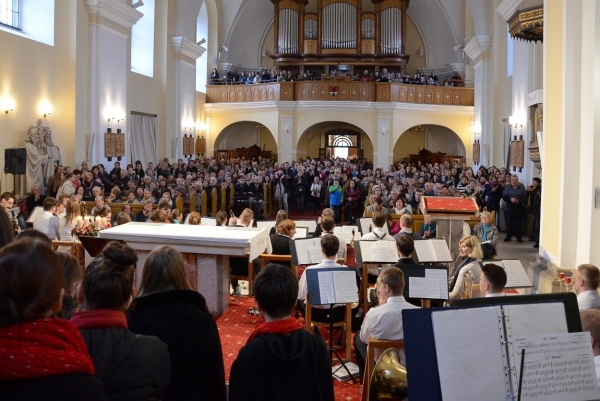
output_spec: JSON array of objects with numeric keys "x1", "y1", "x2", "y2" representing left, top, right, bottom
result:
[{"x1": 73, "y1": 225, "x2": 100, "y2": 237}]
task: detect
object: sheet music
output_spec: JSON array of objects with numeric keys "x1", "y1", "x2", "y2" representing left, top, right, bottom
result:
[
  {"x1": 505, "y1": 303, "x2": 568, "y2": 338},
  {"x1": 318, "y1": 271, "x2": 335, "y2": 304},
  {"x1": 341, "y1": 232, "x2": 354, "y2": 243},
  {"x1": 431, "y1": 239, "x2": 452, "y2": 261},
  {"x1": 359, "y1": 218, "x2": 372, "y2": 235},
  {"x1": 409, "y1": 277, "x2": 440, "y2": 299},
  {"x1": 308, "y1": 246, "x2": 323, "y2": 264},
  {"x1": 514, "y1": 332, "x2": 599, "y2": 401},
  {"x1": 498, "y1": 260, "x2": 532, "y2": 288},
  {"x1": 432, "y1": 307, "x2": 508, "y2": 401},
  {"x1": 294, "y1": 220, "x2": 317, "y2": 233},
  {"x1": 332, "y1": 271, "x2": 359, "y2": 303},
  {"x1": 413, "y1": 241, "x2": 436, "y2": 262},
  {"x1": 371, "y1": 241, "x2": 398, "y2": 263},
  {"x1": 425, "y1": 268, "x2": 449, "y2": 299}
]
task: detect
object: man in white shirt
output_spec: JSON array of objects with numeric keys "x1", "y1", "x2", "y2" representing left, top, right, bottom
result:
[
  {"x1": 360, "y1": 211, "x2": 394, "y2": 242},
  {"x1": 479, "y1": 263, "x2": 507, "y2": 297},
  {"x1": 319, "y1": 215, "x2": 347, "y2": 262},
  {"x1": 579, "y1": 309, "x2": 600, "y2": 390},
  {"x1": 297, "y1": 235, "x2": 348, "y2": 323},
  {"x1": 354, "y1": 267, "x2": 419, "y2": 382},
  {"x1": 576, "y1": 264, "x2": 600, "y2": 311},
  {"x1": 33, "y1": 197, "x2": 60, "y2": 240}
]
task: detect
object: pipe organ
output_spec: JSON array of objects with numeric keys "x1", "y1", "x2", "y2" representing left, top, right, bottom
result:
[{"x1": 271, "y1": 0, "x2": 410, "y2": 67}]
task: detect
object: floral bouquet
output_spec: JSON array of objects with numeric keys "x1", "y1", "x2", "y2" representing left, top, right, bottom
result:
[{"x1": 73, "y1": 225, "x2": 100, "y2": 237}]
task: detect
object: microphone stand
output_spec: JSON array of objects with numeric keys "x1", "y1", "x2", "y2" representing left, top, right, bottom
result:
[{"x1": 328, "y1": 304, "x2": 356, "y2": 383}]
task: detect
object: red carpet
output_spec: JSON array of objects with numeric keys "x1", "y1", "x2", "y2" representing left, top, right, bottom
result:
[{"x1": 216, "y1": 295, "x2": 362, "y2": 400}]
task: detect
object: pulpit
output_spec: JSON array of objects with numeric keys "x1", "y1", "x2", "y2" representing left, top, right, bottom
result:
[
  {"x1": 419, "y1": 197, "x2": 478, "y2": 257},
  {"x1": 99, "y1": 223, "x2": 270, "y2": 314}
]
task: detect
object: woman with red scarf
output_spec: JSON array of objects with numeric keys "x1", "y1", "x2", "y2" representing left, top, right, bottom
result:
[
  {"x1": 229, "y1": 264, "x2": 334, "y2": 401},
  {"x1": 0, "y1": 238, "x2": 105, "y2": 400},
  {"x1": 71, "y1": 242, "x2": 171, "y2": 400}
]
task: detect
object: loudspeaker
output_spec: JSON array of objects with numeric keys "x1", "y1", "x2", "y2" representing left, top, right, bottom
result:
[{"x1": 4, "y1": 148, "x2": 26, "y2": 175}]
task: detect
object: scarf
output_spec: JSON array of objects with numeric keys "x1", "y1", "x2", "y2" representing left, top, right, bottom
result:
[
  {"x1": 247, "y1": 317, "x2": 301, "y2": 344},
  {"x1": 70, "y1": 309, "x2": 128, "y2": 330},
  {"x1": 481, "y1": 224, "x2": 490, "y2": 242},
  {"x1": 0, "y1": 318, "x2": 95, "y2": 380}
]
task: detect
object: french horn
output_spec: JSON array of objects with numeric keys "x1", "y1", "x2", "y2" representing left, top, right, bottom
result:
[{"x1": 369, "y1": 348, "x2": 408, "y2": 401}]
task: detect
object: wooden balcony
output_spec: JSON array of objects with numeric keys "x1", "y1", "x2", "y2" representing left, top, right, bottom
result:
[{"x1": 206, "y1": 82, "x2": 474, "y2": 106}]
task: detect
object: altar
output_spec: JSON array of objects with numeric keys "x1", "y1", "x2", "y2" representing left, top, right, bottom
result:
[{"x1": 99, "y1": 223, "x2": 270, "y2": 314}]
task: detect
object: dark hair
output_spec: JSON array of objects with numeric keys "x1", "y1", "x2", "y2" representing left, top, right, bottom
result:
[
  {"x1": 215, "y1": 211, "x2": 228, "y2": 226},
  {"x1": 16, "y1": 228, "x2": 52, "y2": 245},
  {"x1": 138, "y1": 246, "x2": 193, "y2": 297},
  {"x1": 532, "y1": 177, "x2": 541, "y2": 185},
  {"x1": 321, "y1": 215, "x2": 335, "y2": 232},
  {"x1": 253, "y1": 263, "x2": 298, "y2": 319},
  {"x1": 396, "y1": 235, "x2": 414, "y2": 257},
  {"x1": 0, "y1": 239, "x2": 64, "y2": 326},
  {"x1": 374, "y1": 197, "x2": 384, "y2": 206},
  {"x1": 379, "y1": 268, "x2": 405, "y2": 296},
  {"x1": 82, "y1": 242, "x2": 137, "y2": 310},
  {"x1": 56, "y1": 252, "x2": 82, "y2": 292},
  {"x1": 320, "y1": 235, "x2": 339, "y2": 258},
  {"x1": 43, "y1": 197, "x2": 57, "y2": 211},
  {"x1": 0, "y1": 208, "x2": 15, "y2": 247},
  {"x1": 0, "y1": 192, "x2": 13, "y2": 201},
  {"x1": 371, "y1": 211, "x2": 386, "y2": 228},
  {"x1": 480, "y1": 263, "x2": 508, "y2": 292}
]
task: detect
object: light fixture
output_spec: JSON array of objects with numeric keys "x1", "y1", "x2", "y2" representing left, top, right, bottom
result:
[
  {"x1": 132, "y1": 0, "x2": 144, "y2": 9},
  {"x1": 2, "y1": 97, "x2": 15, "y2": 115},
  {"x1": 40, "y1": 102, "x2": 53, "y2": 118},
  {"x1": 197, "y1": 38, "x2": 206, "y2": 46},
  {"x1": 509, "y1": 116, "x2": 522, "y2": 129}
]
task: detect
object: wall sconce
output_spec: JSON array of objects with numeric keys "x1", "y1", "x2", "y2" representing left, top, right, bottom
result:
[
  {"x1": 285, "y1": 126, "x2": 289, "y2": 134},
  {"x1": 2, "y1": 98, "x2": 15, "y2": 115},
  {"x1": 40, "y1": 102, "x2": 53, "y2": 118},
  {"x1": 381, "y1": 128, "x2": 386, "y2": 135},
  {"x1": 508, "y1": 115, "x2": 522, "y2": 129}
]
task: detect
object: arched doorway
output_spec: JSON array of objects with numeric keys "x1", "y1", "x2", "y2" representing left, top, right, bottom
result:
[
  {"x1": 393, "y1": 124, "x2": 466, "y2": 163},
  {"x1": 296, "y1": 121, "x2": 373, "y2": 161},
  {"x1": 214, "y1": 121, "x2": 277, "y2": 159}
]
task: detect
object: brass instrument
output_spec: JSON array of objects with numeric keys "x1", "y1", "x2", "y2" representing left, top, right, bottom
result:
[
  {"x1": 369, "y1": 348, "x2": 408, "y2": 401},
  {"x1": 460, "y1": 270, "x2": 475, "y2": 299},
  {"x1": 447, "y1": 254, "x2": 462, "y2": 286}
]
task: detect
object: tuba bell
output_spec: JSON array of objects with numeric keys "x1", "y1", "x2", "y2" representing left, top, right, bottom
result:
[{"x1": 369, "y1": 348, "x2": 408, "y2": 401}]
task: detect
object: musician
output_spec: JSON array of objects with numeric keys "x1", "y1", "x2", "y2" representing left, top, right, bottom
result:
[
  {"x1": 575, "y1": 264, "x2": 600, "y2": 311},
  {"x1": 478, "y1": 263, "x2": 507, "y2": 297},
  {"x1": 448, "y1": 235, "x2": 483, "y2": 300},
  {"x1": 318, "y1": 215, "x2": 346, "y2": 261},
  {"x1": 579, "y1": 309, "x2": 600, "y2": 388},
  {"x1": 353, "y1": 268, "x2": 419, "y2": 382},
  {"x1": 361, "y1": 211, "x2": 394, "y2": 242}
]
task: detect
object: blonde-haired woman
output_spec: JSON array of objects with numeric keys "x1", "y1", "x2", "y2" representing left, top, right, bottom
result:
[
  {"x1": 448, "y1": 235, "x2": 483, "y2": 300},
  {"x1": 57, "y1": 199, "x2": 87, "y2": 252},
  {"x1": 270, "y1": 210, "x2": 288, "y2": 236}
]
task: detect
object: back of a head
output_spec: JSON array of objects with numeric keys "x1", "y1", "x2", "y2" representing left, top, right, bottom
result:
[
  {"x1": 83, "y1": 242, "x2": 137, "y2": 310},
  {"x1": 188, "y1": 211, "x2": 201, "y2": 225},
  {"x1": 321, "y1": 234, "x2": 339, "y2": 258},
  {"x1": 276, "y1": 219, "x2": 295, "y2": 236},
  {"x1": 396, "y1": 235, "x2": 414, "y2": 258},
  {"x1": 379, "y1": 268, "x2": 405, "y2": 297},
  {"x1": 371, "y1": 211, "x2": 386, "y2": 228},
  {"x1": 139, "y1": 245, "x2": 191, "y2": 296},
  {"x1": 56, "y1": 252, "x2": 82, "y2": 292},
  {"x1": 117, "y1": 212, "x2": 132, "y2": 226},
  {"x1": 240, "y1": 208, "x2": 254, "y2": 225},
  {"x1": 253, "y1": 263, "x2": 298, "y2": 319},
  {"x1": 321, "y1": 215, "x2": 335, "y2": 232},
  {"x1": 322, "y1": 208, "x2": 334, "y2": 218},
  {"x1": 275, "y1": 210, "x2": 288, "y2": 225},
  {"x1": 480, "y1": 263, "x2": 507, "y2": 292},
  {"x1": 16, "y1": 228, "x2": 52, "y2": 245},
  {"x1": 43, "y1": 197, "x2": 57, "y2": 211},
  {"x1": 0, "y1": 238, "x2": 64, "y2": 327},
  {"x1": 580, "y1": 309, "x2": 600, "y2": 351},
  {"x1": 215, "y1": 211, "x2": 227, "y2": 226},
  {"x1": 579, "y1": 264, "x2": 600, "y2": 290},
  {"x1": 400, "y1": 214, "x2": 412, "y2": 228}
]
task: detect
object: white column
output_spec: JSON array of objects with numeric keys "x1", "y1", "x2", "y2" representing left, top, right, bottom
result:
[
  {"x1": 84, "y1": 0, "x2": 142, "y2": 166},
  {"x1": 169, "y1": 37, "x2": 206, "y2": 160},
  {"x1": 279, "y1": 115, "x2": 294, "y2": 163},
  {"x1": 373, "y1": 103, "x2": 394, "y2": 169},
  {"x1": 464, "y1": 35, "x2": 492, "y2": 168}
]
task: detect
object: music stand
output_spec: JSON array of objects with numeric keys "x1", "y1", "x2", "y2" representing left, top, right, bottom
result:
[{"x1": 305, "y1": 267, "x2": 358, "y2": 382}]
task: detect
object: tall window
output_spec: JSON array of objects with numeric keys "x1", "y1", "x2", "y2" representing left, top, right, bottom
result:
[
  {"x1": 0, "y1": 0, "x2": 20, "y2": 30},
  {"x1": 131, "y1": 0, "x2": 155, "y2": 77},
  {"x1": 196, "y1": 2, "x2": 208, "y2": 93}
]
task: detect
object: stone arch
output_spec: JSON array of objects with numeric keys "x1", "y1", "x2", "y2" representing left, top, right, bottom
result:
[
  {"x1": 393, "y1": 124, "x2": 466, "y2": 163},
  {"x1": 214, "y1": 121, "x2": 277, "y2": 155},
  {"x1": 296, "y1": 121, "x2": 374, "y2": 161}
]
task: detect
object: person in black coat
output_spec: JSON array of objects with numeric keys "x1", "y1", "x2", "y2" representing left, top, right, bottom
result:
[
  {"x1": 127, "y1": 246, "x2": 227, "y2": 401},
  {"x1": 270, "y1": 219, "x2": 295, "y2": 256}
]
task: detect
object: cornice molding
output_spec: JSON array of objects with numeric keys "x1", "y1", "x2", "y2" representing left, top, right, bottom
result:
[
  {"x1": 170, "y1": 37, "x2": 206, "y2": 60},
  {"x1": 464, "y1": 35, "x2": 492, "y2": 61},
  {"x1": 496, "y1": 0, "x2": 522, "y2": 21},
  {"x1": 84, "y1": 0, "x2": 143, "y2": 29}
]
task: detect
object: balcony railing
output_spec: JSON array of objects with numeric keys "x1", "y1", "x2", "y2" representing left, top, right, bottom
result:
[{"x1": 206, "y1": 82, "x2": 473, "y2": 106}]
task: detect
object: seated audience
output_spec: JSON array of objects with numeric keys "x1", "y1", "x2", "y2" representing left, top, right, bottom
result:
[
  {"x1": 579, "y1": 309, "x2": 600, "y2": 388},
  {"x1": 136, "y1": 200, "x2": 154, "y2": 222},
  {"x1": 229, "y1": 263, "x2": 333, "y2": 401},
  {"x1": 478, "y1": 263, "x2": 507, "y2": 297},
  {"x1": 419, "y1": 214, "x2": 436, "y2": 239},
  {"x1": 448, "y1": 235, "x2": 483, "y2": 300},
  {"x1": 471, "y1": 211, "x2": 499, "y2": 259},
  {"x1": 354, "y1": 267, "x2": 419, "y2": 381},
  {"x1": 25, "y1": 184, "x2": 46, "y2": 214},
  {"x1": 128, "y1": 246, "x2": 226, "y2": 401},
  {"x1": 365, "y1": 197, "x2": 389, "y2": 216},
  {"x1": 70, "y1": 242, "x2": 171, "y2": 400},
  {"x1": 393, "y1": 214, "x2": 422, "y2": 241},
  {"x1": 576, "y1": 264, "x2": 600, "y2": 311},
  {"x1": 0, "y1": 239, "x2": 105, "y2": 400}
]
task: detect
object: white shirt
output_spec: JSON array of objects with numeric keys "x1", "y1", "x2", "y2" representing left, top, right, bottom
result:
[
  {"x1": 359, "y1": 296, "x2": 420, "y2": 365},
  {"x1": 485, "y1": 292, "x2": 506, "y2": 298},
  {"x1": 578, "y1": 290, "x2": 600, "y2": 311},
  {"x1": 321, "y1": 232, "x2": 347, "y2": 262},
  {"x1": 360, "y1": 227, "x2": 395, "y2": 242},
  {"x1": 298, "y1": 259, "x2": 345, "y2": 308},
  {"x1": 33, "y1": 211, "x2": 60, "y2": 239}
]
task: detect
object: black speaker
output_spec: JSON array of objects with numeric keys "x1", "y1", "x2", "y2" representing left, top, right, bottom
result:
[{"x1": 4, "y1": 148, "x2": 26, "y2": 175}]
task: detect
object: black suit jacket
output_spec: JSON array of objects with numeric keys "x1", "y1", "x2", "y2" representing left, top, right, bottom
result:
[
  {"x1": 394, "y1": 258, "x2": 424, "y2": 307},
  {"x1": 270, "y1": 234, "x2": 292, "y2": 256}
]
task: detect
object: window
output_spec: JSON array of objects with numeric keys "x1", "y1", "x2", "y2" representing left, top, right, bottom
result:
[
  {"x1": 131, "y1": 0, "x2": 155, "y2": 77},
  {"x1": 0, "y1": 0, "x2": 19, "y2": 30},
  {"x1": 196, "y1": 2, "x2": 208, "y2": 93}
]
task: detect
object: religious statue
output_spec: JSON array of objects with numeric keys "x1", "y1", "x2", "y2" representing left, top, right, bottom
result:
[{"x1": 24, "y1": 119, "x2": 62, "y2": 193}]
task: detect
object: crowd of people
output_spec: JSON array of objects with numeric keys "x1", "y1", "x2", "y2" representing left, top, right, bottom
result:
[{"x1": 210, "y1": 66, "x2": 465, "y2": 87}]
